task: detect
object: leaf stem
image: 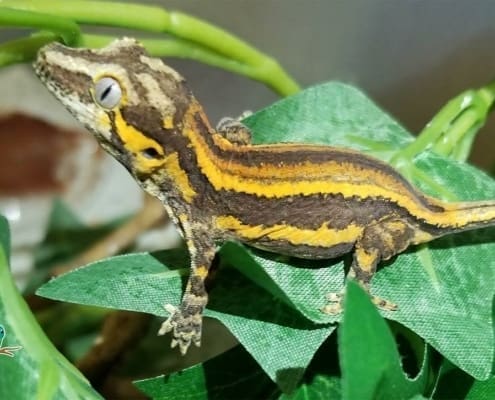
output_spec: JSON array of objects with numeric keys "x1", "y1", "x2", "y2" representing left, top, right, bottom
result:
[
  {"x1": 0, "y1": 34, "x2": 59, "y2": 65},
  {"x1": 80, "y1": 33, "x2": 278, "y2": 84},
  {"x1": 392, "y1": 79, "x2": 495, "y2": 165}
]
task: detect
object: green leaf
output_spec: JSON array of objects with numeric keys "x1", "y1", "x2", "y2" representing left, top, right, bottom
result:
[
  {"x1": 37, "y1": 247, "x2": 334, "y2": 391},
  {"x1": 135, "y1": 345, "x2": 279, "y2": 399},
  {"x1": 377, "y1": 161, "x2": 495, "y2": 380},
  {"x1": 244, "y1": 81, "x2": 413, "y2": 155},
  {"x1": 466, "y1": 376, "x2": 495, "y2": 399},
  {"x1": 220, "y1": 243, "x2": 342, "y2": 323},
  {"x1": 0, "y1": 216, "x2": 102, "y2": 399},
  {"x1": 433, "y1": 354, "x2": 495, "y2": 400},
  {"x1": 340, "y1": 281, "x2": 428, "y2": 400},
  {"x1": 0, "y1": 216, "x2": 10, "y2": 261}
]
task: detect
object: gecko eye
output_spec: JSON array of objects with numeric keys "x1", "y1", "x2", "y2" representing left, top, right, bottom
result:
[
  {"x1": 141, "y1": 147, "x2": 162, "y2": 159},
  {"x1": 94, "y1": 76, "x2": 122, "y2": 109}
]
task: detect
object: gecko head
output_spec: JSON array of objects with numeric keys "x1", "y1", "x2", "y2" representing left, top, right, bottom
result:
[{"x1": 34, "y1": 38, "x2": 197, "y2": 181}]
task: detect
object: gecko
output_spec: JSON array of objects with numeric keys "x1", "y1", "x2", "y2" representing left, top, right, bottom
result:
[{"x1": 34, "y1": 38, "x2": 495, "y2": 355}]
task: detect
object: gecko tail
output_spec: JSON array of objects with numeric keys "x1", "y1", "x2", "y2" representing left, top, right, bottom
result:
[{"x1": 436, "y1": 199, "x2": 495, "y2": 234}]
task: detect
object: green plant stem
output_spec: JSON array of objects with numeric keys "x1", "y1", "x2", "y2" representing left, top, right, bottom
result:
[
  {"x1": 0, "y1": 34, "x2": 59, "y2": 65},
  {"x1": 81, "y1": 33, "x2": 275, "y2": 83},
  {"x1": 0, "y1": 7, "x2": 80, "y2": 45},
  {"x1": 0, "y1": 0, "x2": 300, "y2": 96},
  {"x1": 392, "y1": 80, "x2": 495, "y2": 165},
  {"x1": 0, "y1": 244, "x2": 99, "y2": 398}
]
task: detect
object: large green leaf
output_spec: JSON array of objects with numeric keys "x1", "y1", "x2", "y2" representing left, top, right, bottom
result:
[
  {"x1": 340, "y1": 281, "x2": 428, "y2": 400},
  {"x1": 0, "y1": 216, "x2": 102, "y2": 399},
  {"x1": 245, "y1": 82, "x2": 495, "y2": 380},
  {"x1": 244, "y1": 81, "x2": 413, "y2": 153},
  {"x1": 37, "y1": 248, "x2": 333, "y2": 391},
  {"x1": 38, "y1": 82, "x2": 495, "y2": 384}
]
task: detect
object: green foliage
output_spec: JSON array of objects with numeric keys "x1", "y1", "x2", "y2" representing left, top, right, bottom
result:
[
  {"x1": 0, "y1": 0, "x2": 299, "y2": 96},
  {"x1": 0, "y1": 217, "x2": 102, "y2": 399},
  {"x1": 33, "y1": 82, "x2": 495, "y2": 398},
  {"x1": 340, "y1": 281, "x2": 428, "y2": 399}
]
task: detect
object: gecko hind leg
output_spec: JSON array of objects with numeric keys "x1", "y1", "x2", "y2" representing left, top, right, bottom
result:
[
  {"x1": 321, "y1": 246, "x2": 397, "y2": 314},
  {"x1": 320, "y1": 220, "x2": 413, "y2": 314}
]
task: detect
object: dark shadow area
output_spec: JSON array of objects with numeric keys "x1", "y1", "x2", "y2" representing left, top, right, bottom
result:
[{"x1": 434, "y1": 367, "x2": 474, "y2": 400}]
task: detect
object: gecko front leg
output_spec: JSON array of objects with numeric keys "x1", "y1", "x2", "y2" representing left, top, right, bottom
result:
[
  {"x1": 216, "y1": 111, "x2": 253, "y2": 145},
  {"x1": 158, "y1": 218, "x2": 216, "y2": 355}
]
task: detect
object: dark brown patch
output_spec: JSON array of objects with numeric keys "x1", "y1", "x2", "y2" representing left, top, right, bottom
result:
[{"x1": 214, "y1": 191, "x2": 405, "y2": 230}]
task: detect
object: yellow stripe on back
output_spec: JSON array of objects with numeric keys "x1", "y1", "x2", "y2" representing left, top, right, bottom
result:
[{"x1": 183, "y1": 126, "x2": 484, "y2": 229}]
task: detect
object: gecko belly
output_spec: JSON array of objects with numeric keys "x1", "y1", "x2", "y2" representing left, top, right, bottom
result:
[
  {"x1": 244, "y1": 238, "x2": 356, "y2": 260},
  {"x1": 215, "y1": 215, "x2": 362, "y2": 260}
]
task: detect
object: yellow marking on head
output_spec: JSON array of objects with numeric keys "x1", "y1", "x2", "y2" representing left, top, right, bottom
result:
[
  {"x1": 163, "y1": 153, "x2": 196, "y2": 203},
  {"x1": 163, "y1": 115, "x2": 174, "y2": 129},
  {"x1": 216, "y1": 215, "x2": 363, "y2": 248},
  {"x1": 113, "y1": 109, "x2": 165, "y2": 172}
]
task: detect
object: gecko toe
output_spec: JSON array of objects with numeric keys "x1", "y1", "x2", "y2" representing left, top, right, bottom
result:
[
  {"x1": 371, "y1": 295, "x2": 398, "y2": 311},
  {"x1": 158, "y1": 304, "x2": 203, "y2": 355},
  {"x1": 321, "y1": 290, "x2": 344, "y2": 314}
]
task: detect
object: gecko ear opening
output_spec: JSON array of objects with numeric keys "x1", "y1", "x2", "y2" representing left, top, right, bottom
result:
[{"x1": 141, "y1": 147, "x2": 162, "y2": 159}]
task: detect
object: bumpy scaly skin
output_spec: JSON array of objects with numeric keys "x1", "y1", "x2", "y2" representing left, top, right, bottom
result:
[{"x1": 34, "y1": 38, "x2": 495, "y2": 355}]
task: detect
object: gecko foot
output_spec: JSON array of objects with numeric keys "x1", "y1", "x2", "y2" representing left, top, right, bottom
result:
[
  {"x1": 321, "y1": 291, "x2": 343, "y2": 314},
  {"x1": 158, "y1": 303, "x2": 203, "y2": 355},
  {"x1": 371, "y1": 295, "x2": 398, "y2": 311},
  {"x1": 320, "y1": 290, "x2": 398, "y2": 314}
]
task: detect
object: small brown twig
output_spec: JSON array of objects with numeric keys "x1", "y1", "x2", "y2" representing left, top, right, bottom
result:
[
  {"x1": 52, "y1": 194, "x2": 165, "y2": 276},
  {"x1": 76, "y1": 310, "x2": 151, "y2": 387}
]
